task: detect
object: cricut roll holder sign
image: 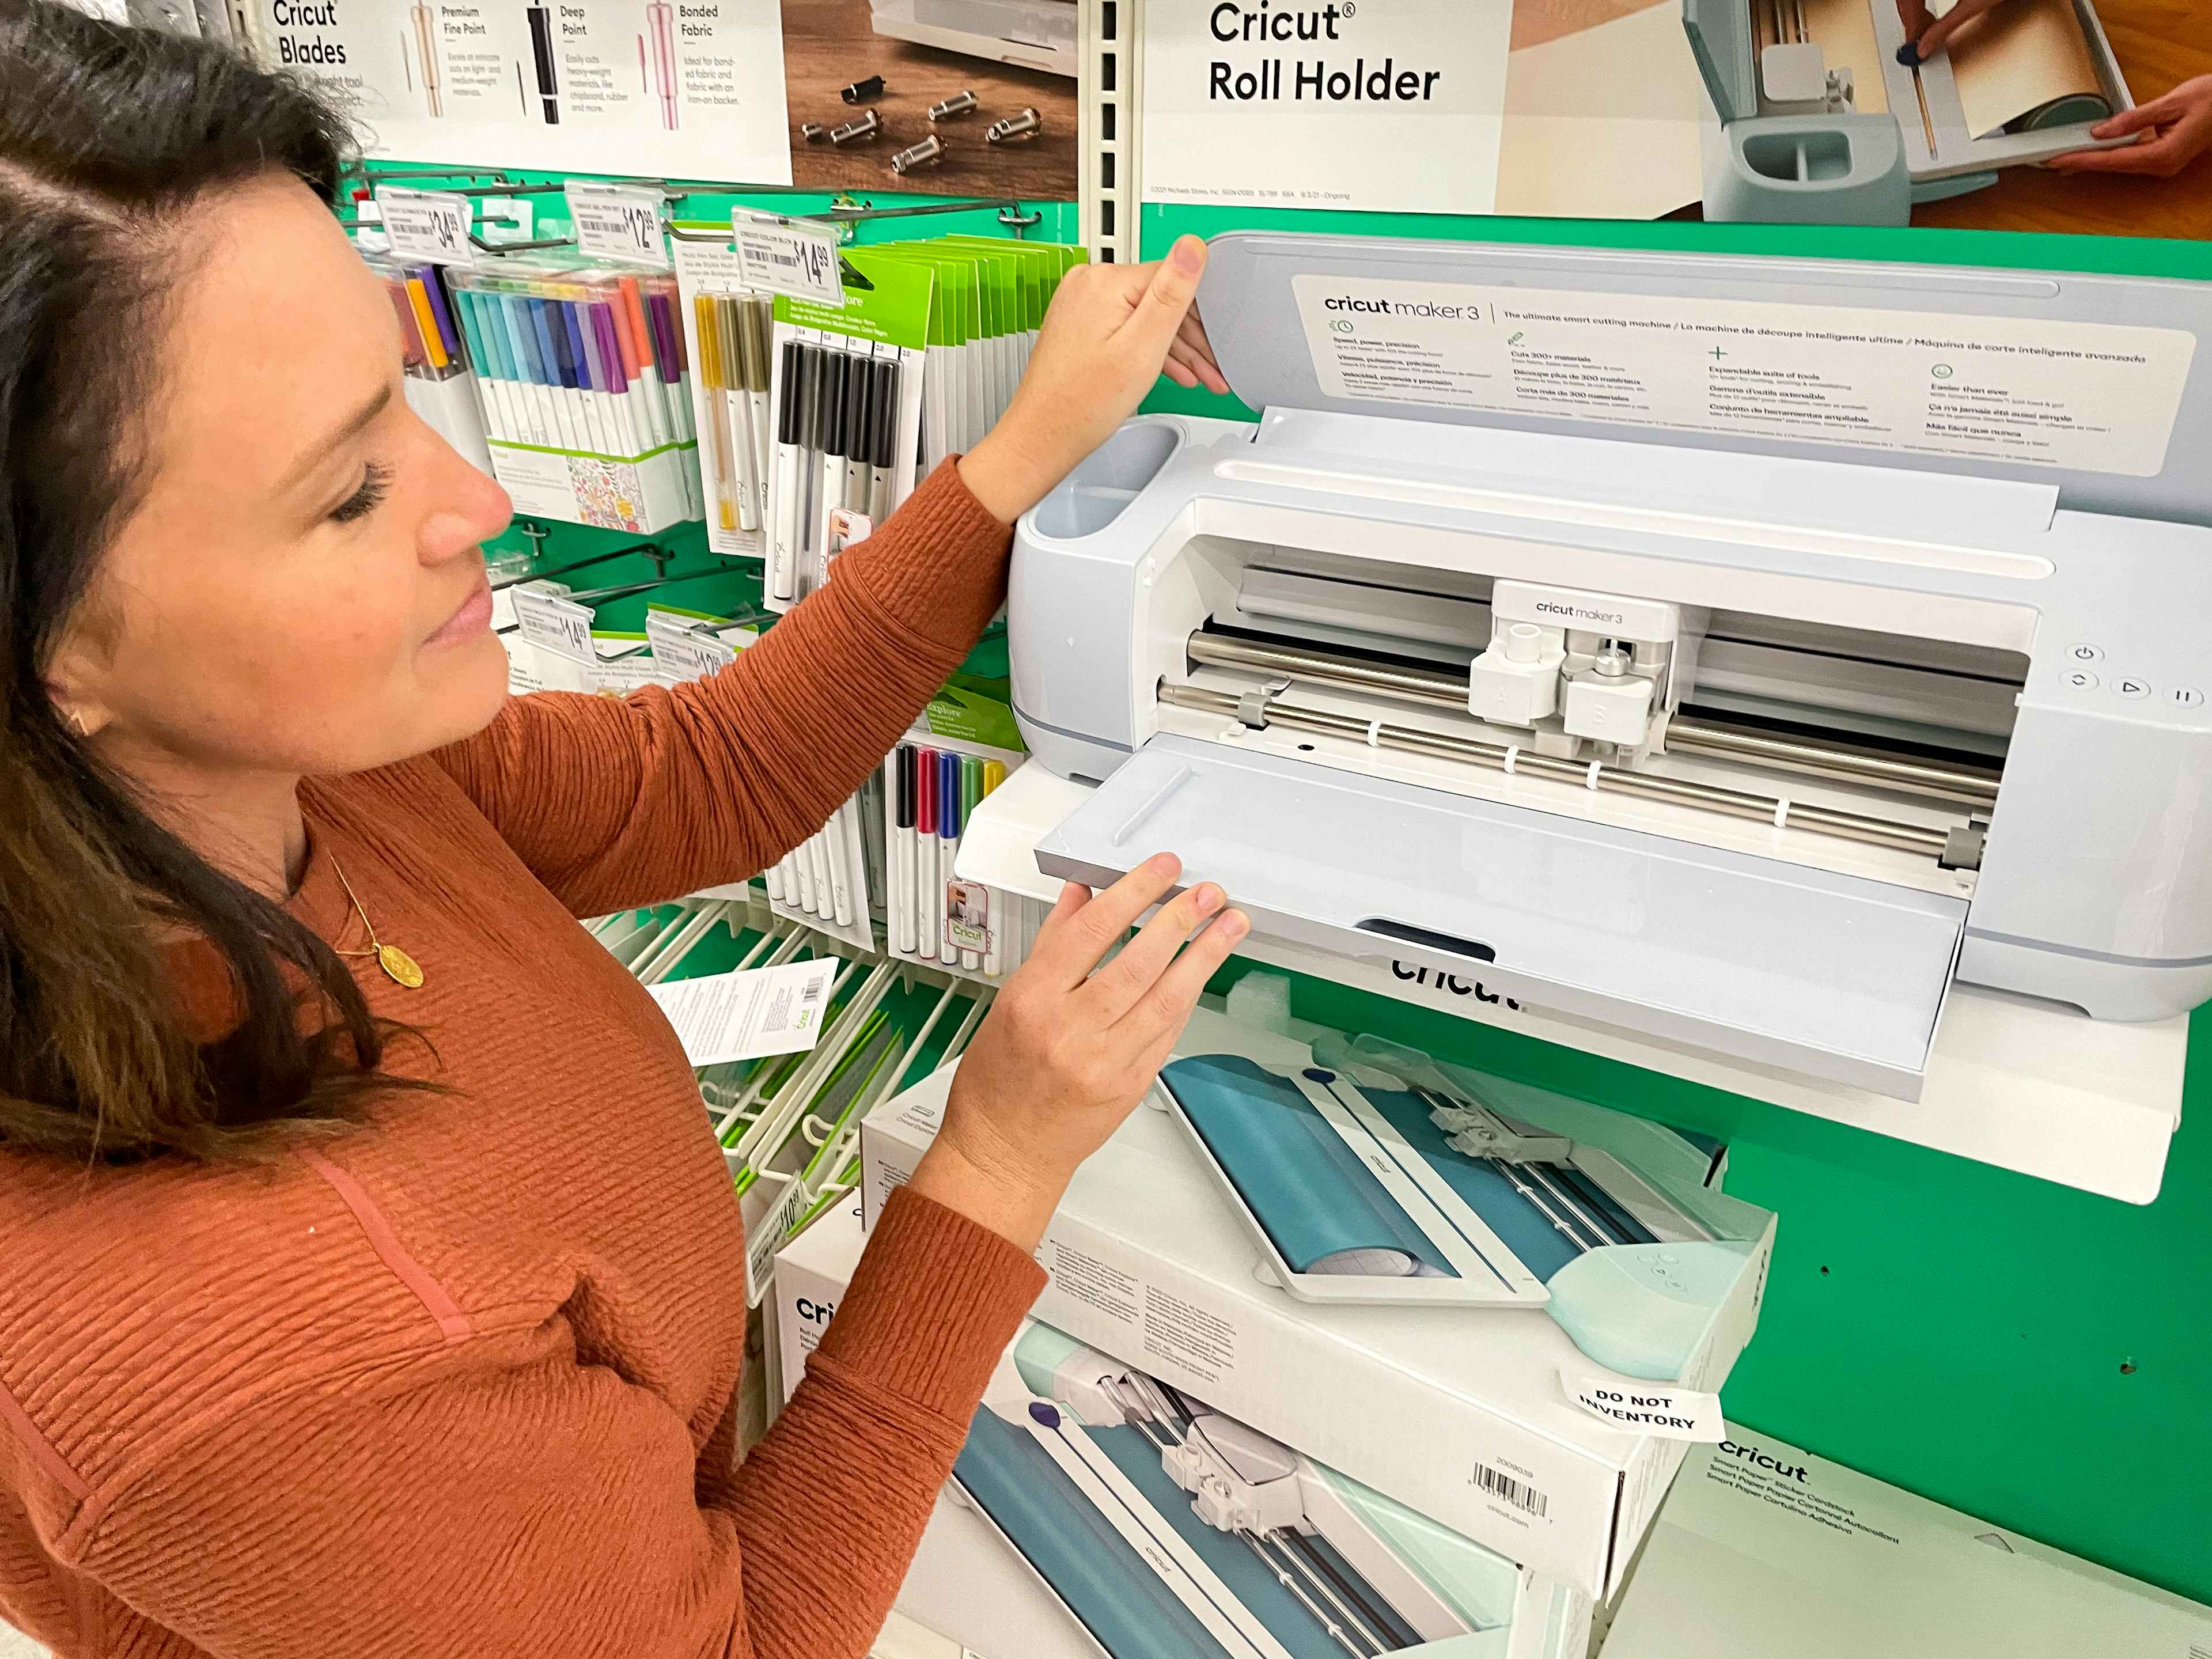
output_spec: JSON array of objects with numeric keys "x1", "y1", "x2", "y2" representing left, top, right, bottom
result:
[{"x1": 975, "y1": 231, "x2": 2212, "y2": 1202}]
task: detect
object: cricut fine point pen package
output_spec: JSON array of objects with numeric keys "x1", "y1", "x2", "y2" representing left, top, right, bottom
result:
[
  {"x1": 446, "y1": 259, "x2": 702, "y2": 533},
  {"x1": 859, "y1": 1007, "x2": 1775, "y2": 1599},
  {"x1": 670, "y1": 224, "x2": 775, "y2": 558},
  {"x1": 758, "y1": 248, "x2": 934, "y2": 615},
  {"x1": 774, "y1": 1209, "x2": 1594, "y2": 1659},
  {"x1": 882, "y1": 675, "x2": 1038, "y2": 984}
]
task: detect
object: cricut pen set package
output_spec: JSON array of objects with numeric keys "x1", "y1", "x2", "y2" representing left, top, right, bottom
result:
[
  {"x1": 362, "y1": 251, "x2": 494, "y2": 478},
  {"x1": 671, "y1": 227, "x2": 1081, "y2": 599},
  {"x1": 880, "y1": 676, "x2": 1036, "y2": 983},
  {"x1": 445, "y1": 259, "x2": 703, "y2": 533},
  {"x1": 854, "y1": 1005, "x2": 1775, "y2": 1601}
]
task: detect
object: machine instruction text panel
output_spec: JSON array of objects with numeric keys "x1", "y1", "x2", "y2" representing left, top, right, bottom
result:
[{"x1": 1293, "y1": 276, "x2": 2195, "y2": 478}]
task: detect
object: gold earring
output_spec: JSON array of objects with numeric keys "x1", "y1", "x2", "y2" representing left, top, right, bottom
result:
[{"x1": 62, "y1": 709, "x2": 88, "y2": 738}]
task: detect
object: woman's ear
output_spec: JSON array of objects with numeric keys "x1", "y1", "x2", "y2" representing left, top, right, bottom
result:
[{"x1": 44, "y1": 639, "x2": 116, "y2": 740}]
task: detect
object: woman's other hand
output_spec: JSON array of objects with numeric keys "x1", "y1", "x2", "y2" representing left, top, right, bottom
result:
[
  {"x1": 2048, "y1": 77, "x2": 2212, "y2": 179},
  {"x1": 1895, "y1": 0, "x2": 2009, "y2": 63},
  {"x1": 906, "y1": 854, "x2": 1249, "y2": 1250},
  {"x1": 957, "y1": 236, "x2": 1229, "y2": 524}
]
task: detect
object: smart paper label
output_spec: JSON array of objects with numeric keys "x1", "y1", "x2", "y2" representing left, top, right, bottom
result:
[{"x1": 1294, "y1": 276, "x2": 2196, "y2": 478}]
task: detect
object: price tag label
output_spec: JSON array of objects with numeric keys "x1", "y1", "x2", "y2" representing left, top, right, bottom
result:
[
  {"x1": 646, "y1": 612, "x2": 741, "y2": 681},
  {"x1": 377, "y1": 187, "x2": 477, "y2": 268},
  {"x1": 512, "y1": 588, "x2": 596, "y2": 663},
  {"x1": 733, "y1": 210, "x2": 844, "y2": 306},
  {"x1": 565, "y1": 182, "x2": 669, "y2": 268}
]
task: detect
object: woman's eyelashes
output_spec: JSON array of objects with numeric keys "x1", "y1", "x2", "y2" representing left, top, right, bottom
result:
[{"x1": 330, "y1": 460, "x2": 393, "y2": 525}]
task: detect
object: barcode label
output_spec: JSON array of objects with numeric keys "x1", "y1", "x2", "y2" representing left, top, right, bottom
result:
[
  {"x1": 732, "y1": 210, "x2": 844, "y2": 305},
  {"x1": 801, "y1": 980, "x2": 824, "y2": 1004},
  {"x1": 1473, "y1": 1463, "x2": 1550, "y2": 1518}
]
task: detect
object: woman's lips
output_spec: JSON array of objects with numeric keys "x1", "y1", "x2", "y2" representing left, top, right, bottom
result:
[{"x1": 426, "y1": 574, "x2": 494, "y2": 647}]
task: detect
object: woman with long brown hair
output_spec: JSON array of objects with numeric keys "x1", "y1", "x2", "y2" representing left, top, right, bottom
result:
[{"x1": 0, "y1": 3, "x2": 1237, "y2": 1653}]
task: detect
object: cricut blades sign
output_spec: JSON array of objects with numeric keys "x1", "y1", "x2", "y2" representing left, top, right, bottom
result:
[
  {"x1": 1141, "y1": 0, "x2": 1513, "y2": 214},
  {"x1": 245, "y1": 0, "x2": 791, "y2": 183}
]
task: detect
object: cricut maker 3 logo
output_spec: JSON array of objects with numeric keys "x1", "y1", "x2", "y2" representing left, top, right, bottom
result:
[
  {"x1": 1323, "y1": 294, "x2": 1479, "y2": 321},
  {"x1": 1535, "y1": 600, "x2": 1626, "y2": 627}
]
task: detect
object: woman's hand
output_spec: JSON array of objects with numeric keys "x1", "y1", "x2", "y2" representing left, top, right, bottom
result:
[
  {"x1": 1895, "y1": 0, "x2": 2009, "y2": 63},
  {"x1": 904, "y1": 853, "x2": 1249, "y2": 1251},
  {"x1": 957, "y1": 235, "x2": 1230, "y2": 525},
  {"x1": 2048, "y1": 77, "x2": 2212, "y2": 179}
]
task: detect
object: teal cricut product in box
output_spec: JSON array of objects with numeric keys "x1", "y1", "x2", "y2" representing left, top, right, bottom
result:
[
  {"x1": 1153, "y1": 1024, "x2": 1768, "y2": 1383},
  {"x1": 859, "y1": 1007, "x2": 1776, "y2": 1600},
  {"x1": 775, "y1": 1207, "x2": 1593, "y2": 1659},
  {"x1": 953, "y1": 1321, "x2": 1592, "y2": 1659}
]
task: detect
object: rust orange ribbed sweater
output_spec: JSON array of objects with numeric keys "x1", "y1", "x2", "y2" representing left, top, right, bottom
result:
[{"x1": 0, "y1": 462, "x2": 1046, "y2": 1659}]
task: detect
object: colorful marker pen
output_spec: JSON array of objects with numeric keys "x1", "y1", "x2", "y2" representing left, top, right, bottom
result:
[
  {"x1": 914, "y1": 745, "x2": 938, "y2": 960},
  {"x1": 744, "y1": 299, "x2": 773, "y2": 526},
  {"x1": 957, "y1": 755, "x2": 984, "y2": 971},
  {"x1": 771, "y1": 339, "x2": 804, "y2": 601},
  {"x1": 937, "y1": 751, "x2": 962, "y2": 966},
  {"x1": 979, "y1": 759, "x2": 1007, "y2": 975},
  {"x1": 869, "y1": 356, "x2": 897, "y2": 521},
  {"x1": 892, "y1": 746, "x2": 916, "y2": 955}
]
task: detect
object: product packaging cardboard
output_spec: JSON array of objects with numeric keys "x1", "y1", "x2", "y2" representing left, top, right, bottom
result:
[
  {"x1": 774, "y1": 1205, "x2": 1596, "y2": 1659},
  {"x1": 857, "y1": 1007, "x2": 1775, "y2": 1600},
  {"x1": 1601, "y1": 1426, "x2": 2212, "y2": 1658}
]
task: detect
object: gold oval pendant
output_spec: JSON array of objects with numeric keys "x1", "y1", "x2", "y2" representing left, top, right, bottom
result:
[{"x1": 376, "y1": 944, "x2": 425, "y2": 989}]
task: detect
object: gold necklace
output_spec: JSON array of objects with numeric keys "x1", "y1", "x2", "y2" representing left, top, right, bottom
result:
[{"x1": 328, "y1": 853, "x2": 425, "y2": 990}]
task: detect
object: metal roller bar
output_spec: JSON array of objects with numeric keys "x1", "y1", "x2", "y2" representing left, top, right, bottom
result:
[
  {"x1": 1185, "y1": 628, "x2": 2001, "y2": 806},
  {"x1": 1158, "y1": 681, "x2": 1955, "y2": 861},
  {"x1": 1664, "y1": 722, "x2": 1999, "y2": 808},
  {"x1": 1189, "y1": 631, "x2": 1468, "y2": 710}
]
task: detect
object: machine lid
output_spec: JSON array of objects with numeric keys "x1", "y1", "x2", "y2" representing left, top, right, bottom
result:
[
  {"x1": 1680, "y1": 0, "x2": 1758, "y2": 125},
  {"x1": 1196, "y1": 232, "x2": 2212, "y2": 527},
  {"x1": 1035, "y1": 735, "x2": 1965, "y2": 1100}
]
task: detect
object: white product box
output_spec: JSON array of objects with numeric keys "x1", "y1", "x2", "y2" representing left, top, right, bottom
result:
[
  {"x1": 858, "y1": 1010, "x2": 1775, "y2": 1600},
  {"x1": 768, "y1": 1191, "x2": 871, "y2": 1414},
  {"x1": 1601, "y1": 1427, "x2": 2212, "y2": 1658},
  {"x1": 775, "y1": 1206, "x2": 1594, "y2": 1659},
  {"x1": 774, "y1": 1204, "x2": 1098, "y2": 1658},
  {"x1": 482, "y1": 436, "x2": 696, "y2": 535}
]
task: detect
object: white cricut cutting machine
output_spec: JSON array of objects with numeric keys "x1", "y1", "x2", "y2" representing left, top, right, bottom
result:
[
  {"x1": 957, "y1": 232, "x2": 2212, "y2": 1200},
  {"x1": 869, "y1": 0, "x2": 1075, "y2": 77}
]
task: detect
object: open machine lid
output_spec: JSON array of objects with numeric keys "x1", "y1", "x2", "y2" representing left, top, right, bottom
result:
[
  {"x1": 1036, "y1": 736, "x2": 1965, "y2": 1100},
  {"x1": 1680, "y1": 0, "x2": 1757, "y2": 125},
  {"x1": 1196, "y1": 232, "x2": 2212, "y2": 527}
]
